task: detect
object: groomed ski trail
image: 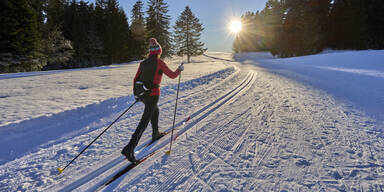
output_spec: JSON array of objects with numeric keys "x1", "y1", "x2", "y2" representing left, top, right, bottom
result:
[
  {"x1": 3, "y1": 53, "x2": 384, "y2": 192},
  {"x1": 55, "y1": 70, "x2": 256, "y2": 191},
  {"x1": 112, "y1": 60, "x2": 384, "y2": 191},
  {"x1": 0, "y1": 56, "x2": 239, "y2": 192}
]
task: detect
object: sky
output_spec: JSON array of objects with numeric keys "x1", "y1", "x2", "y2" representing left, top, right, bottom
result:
[{"x1": 88, "y1": 0, "x2": 269, "y2": 52}]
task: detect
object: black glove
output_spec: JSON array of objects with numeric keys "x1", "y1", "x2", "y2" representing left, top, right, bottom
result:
[{"x1": 178, "y1": 64, "x2": 184, "y2": 71}]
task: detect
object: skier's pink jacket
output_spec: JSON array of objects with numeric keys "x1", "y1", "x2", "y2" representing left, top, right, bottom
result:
[{"x1": 133, "y1": 58, "x2": 181, "y2": 96}]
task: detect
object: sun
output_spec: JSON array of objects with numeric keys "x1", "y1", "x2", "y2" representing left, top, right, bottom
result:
[{"x1": 229, "y1": 20, "x2": 242, "y2": 34}]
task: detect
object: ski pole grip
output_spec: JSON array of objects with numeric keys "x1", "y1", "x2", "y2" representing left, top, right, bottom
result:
[{"x1": 178, "y1": 62, "x2": 185, "y2": 72}]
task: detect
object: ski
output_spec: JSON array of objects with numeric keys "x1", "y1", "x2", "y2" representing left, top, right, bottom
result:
[
  {"x1": 96, "y1": 117, "x2": 191, "y2": 190},
  {"x1": 148, "y1": 131, "x2": 169, "y2": 145},
  {"x1": 96, "y1": 134, "x2": 183, "y2": 190},
  {"x1": 96, "y1": 134, "x2": 170, "y2": 190},
  {"x1": 97, "y1": 152, "x2": 156, "y2": 189}
]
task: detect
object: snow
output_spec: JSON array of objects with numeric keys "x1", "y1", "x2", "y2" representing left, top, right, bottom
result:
[
  {"x1": 0, "y1": 51, "x2": 384, "y2": 191},
  {"x1": 234, "y1": 50, "x2": 384, "y2": 124}
]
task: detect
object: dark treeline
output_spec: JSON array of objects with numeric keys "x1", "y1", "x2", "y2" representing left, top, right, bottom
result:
[
  {"x1": 233, "y1": 0, "x2": 384, "y2": 58},
  {"x1": 0, "y1": 0, "x2": 206, "y2": 73},
  {"x1": 1, "y1": 0, "x2": 132, "y2": 72}
]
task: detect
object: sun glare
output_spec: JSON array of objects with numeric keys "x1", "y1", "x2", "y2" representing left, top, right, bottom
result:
[{"x1": 229, "y1": 20, "x2": 242, "y2": 34}]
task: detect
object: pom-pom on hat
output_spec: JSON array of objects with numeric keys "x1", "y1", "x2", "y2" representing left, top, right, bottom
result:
[{"x1": 149, "y1": 38, "x2": 162, "y2": 55}]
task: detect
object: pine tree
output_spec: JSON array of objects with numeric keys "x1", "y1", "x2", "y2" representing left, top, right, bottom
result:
[
  {"x1": 259, "y1": 0, "x2": 284, "y2": 55},
  {"x1": 280, "y1": 0, "x2": 324, "y2": 56},
  {"x1": 46, "y1": 0, "x2": 67, "y2": 29},
  {"x1": 307, "y1": 0, "x2": 330, "y2": 53},
  {"x1": 364, "y1": 0, "x2": 384, "y2": 49},
  {"x1": 115, "y1": 8, "x2": 132, "y2": 62},
  {"x1": 146, "y1": 0, "x2": 172, "y2": 58},
  {"x1": 173, "y1": 6, "x2": 206, "y2": 63},
  {"x1": 0, "y1": 0, "x2": 40, "y2": 56},
  {"x1": 0, "y1": 0, "x2": 46, "y2": 73},
  {"x1": 233, "y1": 0, "x2": 382, "y2": 57},
  {"x1": 130, "y1": 0, "x2": 147, "y2": 59},
  {"x1": 40, "y1": 0, "x2": 75, "y2": 69},
  {"x1": 255, "y1": 0, "x2": 330, "y2": 57},
  {"x1": 96, "y1": 0, "x2": 131, "y2": 64},
  {"x1": 53, "y1": 0, "x2": 104, "y2": 68},
  {"x1": 327, "y1": 0, "x2": 367, "y2": 49},
  {"x1": 30, "y1": 0, "x2": 46, "y2": 35},
  {"x1": 41, "y1": 25, "x2": 74, "y2": 70}
]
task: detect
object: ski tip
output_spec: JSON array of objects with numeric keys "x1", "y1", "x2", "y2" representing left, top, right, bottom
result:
[
  {"x1": 165, "y1": 151, "x2": 171, "y2": 155},
  {"x1": 57, "y1": 168, "x2": 64, "y2": 175}
]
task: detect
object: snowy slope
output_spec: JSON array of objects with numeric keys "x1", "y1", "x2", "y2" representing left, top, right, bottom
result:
[
  {"x1": 234, "y1": 50, "x2": 384, "y2": 124},
  {"x1": 1, "y1": 51, "x2": 384, "y2": 191}
]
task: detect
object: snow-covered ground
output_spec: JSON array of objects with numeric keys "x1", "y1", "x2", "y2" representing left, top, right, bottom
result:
[
  {"x1": 234, "y1": 50, "x2": 384, "y2": 124},
  {"x1": 0, "y1": 51, "x2": 383, "y2": 191}
]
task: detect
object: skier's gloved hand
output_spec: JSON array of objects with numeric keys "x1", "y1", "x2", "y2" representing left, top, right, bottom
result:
[{"x1": 178, "y1": 64, "x2": 184, "y2": 71}]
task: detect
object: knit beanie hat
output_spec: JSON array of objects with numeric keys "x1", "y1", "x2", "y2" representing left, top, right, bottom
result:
[{"x1": 149, "y1": 38, "x2": 162, "y2": 55}]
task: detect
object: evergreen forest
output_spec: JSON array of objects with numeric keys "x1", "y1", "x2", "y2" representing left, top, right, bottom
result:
[
  {"x1": 233, "y1": 0, "x2": 384, "y2": 57},
  {"x1": 0, "y1": 0, "x2": 206, "y2": 73}
]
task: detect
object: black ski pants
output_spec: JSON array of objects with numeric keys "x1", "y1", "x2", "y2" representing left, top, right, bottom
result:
[{"x1": 126, "y1": 95, "x2": 159, "y2": 151}]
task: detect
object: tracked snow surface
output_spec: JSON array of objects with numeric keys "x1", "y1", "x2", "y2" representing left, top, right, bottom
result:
[{"x1": 0, "y1": 51, "x2": 383, "y2": 191}]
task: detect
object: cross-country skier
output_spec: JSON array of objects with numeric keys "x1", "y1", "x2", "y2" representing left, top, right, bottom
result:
[{"x1": 121, "y1": 38, "x2": 184, "y2": 163}]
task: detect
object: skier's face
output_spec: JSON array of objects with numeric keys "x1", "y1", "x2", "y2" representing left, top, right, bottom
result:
[{"x1": 149, "y1": 38, "x2": 157, "y2": 46}]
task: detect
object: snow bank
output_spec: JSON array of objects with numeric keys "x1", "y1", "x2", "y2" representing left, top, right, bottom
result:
[{"x1": 234, "y1": 50, "x2": 384, "y2": 124}]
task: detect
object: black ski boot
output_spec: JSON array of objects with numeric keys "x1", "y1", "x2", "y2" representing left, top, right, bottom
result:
[
  {"x1": 152, "y1": 132, "x2": 166, "y2": 143},
  {"x1": 121, "y1": 145, "x2": 137, "y2": 164}
]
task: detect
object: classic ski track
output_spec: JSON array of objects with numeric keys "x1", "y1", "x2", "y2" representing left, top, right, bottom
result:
[
  {"x1": 181, "y1": 72, "x2": 276, "y2": 191},
  {"x1": 115, "y1": 71, "x2": 256, "y2": 191},
  {"x1": 197, "y1": 86, "x2": 267, "y2": 190},
  {"x1": 182, "y1": 78, "x2": 260, "y2": 191},
  {"x1": 158, "y1": 65, "x2": 240, "y2": 108},
  {"x1": 180, "y1": 109, "x2": 255, "y2": 191},
  {"x1": 59, "y1": 70, "x2": 254, "y2": 192},
  {"x1": 224, "y1": 73, "x2": 281, "y2": 191},
  {"x1": 179, "y1": 72, "x2": 284, "y2": 191},
  {"x1": 53, "y1": 64, "x2": 241, "y2": 192},
  {"x1": 106, "y1": 72, "x2": 255, "y2": 191}
]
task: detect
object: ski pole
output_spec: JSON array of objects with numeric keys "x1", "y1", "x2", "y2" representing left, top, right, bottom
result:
[
  {"x1": 166, "y1": 63, "x2": 183, "y2": 155},
  {"x1": 57, "y1": 100, "x2": 138, "y2": 174}
]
